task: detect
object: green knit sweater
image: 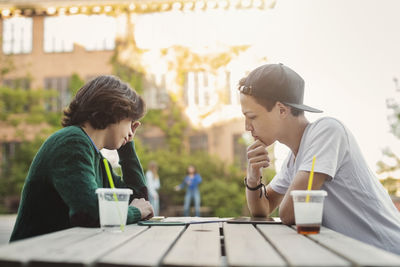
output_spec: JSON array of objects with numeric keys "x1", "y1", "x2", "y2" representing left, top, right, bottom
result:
[{"x1": 10, "y1": 126, "x2": 148, "y2": 242}]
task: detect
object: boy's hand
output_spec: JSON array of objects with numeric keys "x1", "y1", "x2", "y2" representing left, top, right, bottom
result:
[
  {"x1": 129, "y1": 121, "x2": 141, "y2": 141},
  {"x1": 246, "y1": 139, "x2": 270, "y2": 187},
  {"x1": 130, "y1": 198, "x2": 154, "y2": 220}
]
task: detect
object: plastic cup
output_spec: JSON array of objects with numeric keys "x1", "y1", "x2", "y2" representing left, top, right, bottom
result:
[
  {"x1": 95, "y1": 188, "x2": 132, "y2": 232},
  {"x1": 290, "y1": 190, "x2": 327, "y2": 234}
]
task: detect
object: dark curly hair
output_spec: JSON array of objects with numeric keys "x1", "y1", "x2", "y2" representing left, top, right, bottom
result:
[{"x1": 62, "y1": 75, "x2": 146, "y2": 129}]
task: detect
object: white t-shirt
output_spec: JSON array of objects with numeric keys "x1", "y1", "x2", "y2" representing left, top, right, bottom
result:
[{"x1": 269, "y1": 117, "x2": 400, "y2": 255}]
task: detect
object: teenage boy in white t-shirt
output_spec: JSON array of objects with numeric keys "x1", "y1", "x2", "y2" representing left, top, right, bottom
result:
[{"x1": 239, "y1": 63, "x2": 400, "y2": 255}]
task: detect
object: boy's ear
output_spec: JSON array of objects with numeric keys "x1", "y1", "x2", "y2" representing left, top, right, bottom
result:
[{"x1": 276, "y1": 102, "x2": 290, "y2": 118}]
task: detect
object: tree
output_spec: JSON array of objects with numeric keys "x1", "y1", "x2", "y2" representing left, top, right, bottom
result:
[
  {"x1": 376, "y1": 77, "x2": 400, "y2": 195},
  {"x1": 0, "y1": 73, "x2": 85, "y2": 213}
]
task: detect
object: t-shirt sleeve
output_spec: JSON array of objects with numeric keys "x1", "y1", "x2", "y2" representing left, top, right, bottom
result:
[
  {"x1": 298, "y1": 118, "x2": 349, "y2": 180},
  {"x1": 50, "y1": 137, "x2": 100, "y2": 227},
  {"x1": 269, "y1": 154, "x2": 292, "y2": 194}
]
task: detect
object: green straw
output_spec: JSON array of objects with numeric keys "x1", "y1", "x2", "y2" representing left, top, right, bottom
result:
[
  {"x1": 103, "y1": 158, "x2": 116, "y2": 188},
  {"x1": 103, "y1": 158, "x2": 124, "y2": 231}
]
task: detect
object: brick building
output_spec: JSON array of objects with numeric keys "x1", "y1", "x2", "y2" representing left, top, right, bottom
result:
[{"x1": 0, "y1": 0, "x2": 277, "y2": 171}]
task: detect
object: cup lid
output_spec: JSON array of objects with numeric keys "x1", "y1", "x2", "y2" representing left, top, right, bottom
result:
[
  {"x1": 290, "y1": 190, "x2": 327, "y2": 197},
  {"x1": 95, "y1": 188, "x2": 133, "y2": 194}
]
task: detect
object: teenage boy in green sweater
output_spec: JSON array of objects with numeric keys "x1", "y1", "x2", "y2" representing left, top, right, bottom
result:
[{"x1": 10, "y1": 75, "x2": 153, "y2": 242}]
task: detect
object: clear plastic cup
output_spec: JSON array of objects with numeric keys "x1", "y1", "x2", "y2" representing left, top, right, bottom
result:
[
  {"x1": 95, "y1": 188, "x2": 132, "y2": 232},
  {"x1": 290, "y1": 190, "x2": 327, "y2": 234}
]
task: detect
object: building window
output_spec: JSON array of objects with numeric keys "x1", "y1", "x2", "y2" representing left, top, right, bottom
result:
[
  {"x1": 2, "y1": 17, "x2": 32, "y2": 55},
  {"x1": 44, "y1": 15, "x2": 117, "y2": 53},
  {"x1": 189, "y1": 134, "x2": 208, "y2": 153},
  {"x1": 143, "y1": 73, "x2": 169, "y2": 109},
  {"x1": 2, "y1": 78, "x2": 30, "y2": 90},
  {"x1": 44, "y1": 77, "x2": 70, "y2": 112},
  {"x1": 1, "y1": 142, "x2": 19, "y2": 168},
  {"x1": 43, "y1": 16, "x2": 74, "y2": 53},
  {"x1": 233, "y1": 134, "x2": 247, "y2": 170},
  {"x1": 184, "y1": 71, "x2": 234, "y2": 107},
  {"x1": 141, "y1": 136, "x2": 166, "y2": 151},
  {"x1": 184, "y1": 71, "x2": 212, "y2": 107}
]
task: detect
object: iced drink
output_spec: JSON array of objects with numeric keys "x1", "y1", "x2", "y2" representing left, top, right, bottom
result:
[
  {"x1": 96, "y1": 188, "x2": 132, "y2": 232},
  {"x1": 290, "y1": 190, "x2": 327, "y2": 234}
]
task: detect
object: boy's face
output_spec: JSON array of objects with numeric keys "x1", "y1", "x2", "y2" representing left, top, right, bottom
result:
[
  {"x1": 240, "y1": 93, "x2": 281, "y2": 147},
  {"x1": 104, "y1": 118, "x2": 140, "y2": 149}
]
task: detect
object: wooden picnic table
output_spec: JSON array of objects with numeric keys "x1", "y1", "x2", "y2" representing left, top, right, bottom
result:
[{"x1": 0, "y1": 220, "x2": 399, "y2": 267}]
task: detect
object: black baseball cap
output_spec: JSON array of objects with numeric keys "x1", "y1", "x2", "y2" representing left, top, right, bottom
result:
[{"x1": 239, "y1": 63, "x2": 322, "y2": 113}]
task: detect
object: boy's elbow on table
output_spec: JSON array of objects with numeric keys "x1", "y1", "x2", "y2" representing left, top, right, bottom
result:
[{"x1": 279, "y1": 208, "x2": 295, "y2": 225}]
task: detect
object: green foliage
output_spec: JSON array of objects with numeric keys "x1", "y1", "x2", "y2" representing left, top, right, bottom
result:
[
  {"x1": 69, "y1": 73, "x2": 85, "y2": 97},
  {"x1": 160, "y1": 45, "x2": 249, "y2": 86},
  {"x1": 0, "y1": 86, "x2": 61, "y2": 127},
  {"x1": 110, "y1": 53, "x2": 144, "y2": 94},
  {"x1": 378, "y1": 88, "x2": 400, "y2": 195},
  {"x1": 380, "y1": 177, "x2": 399, "y2": 195},
  {"x1": 0, "y1": 138, "x2": 45, "y2": 197},
  {"x1": 0, "y1": 77, "x2": 73, "y2": 212},
  {"x1": 0, "y1": 53, "x2": 14, "y2": 79},
  {"x1": 141, "y1": 102, "x2": 188, "y2": 154}
]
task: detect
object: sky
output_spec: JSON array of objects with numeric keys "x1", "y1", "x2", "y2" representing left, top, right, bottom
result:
[
  {"x1": 263, "y1": 0, "x2": 400, "y2": 176},
  {"x1": 132, "y1": 0, "x2": 400, "y2": 176}
]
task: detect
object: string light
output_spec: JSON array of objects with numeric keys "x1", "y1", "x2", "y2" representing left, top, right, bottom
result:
[
  {"x1": 172, "y1": 2, "x2": 182, "y2": 11},
  {"x1": 219, "y1": 0, "x2": 229, "y2": 9},
  {"x1": 0, "y1": 0, "x2": 276, "y2": 17},
  {"x1": 92, "y1": 6, "x2": 101, "y2": 13},
  {"x1": 254, "y1": 0, "x2": 264, "y2": 9},
  {"x1": 128, "y1": 3, "x2": 136, "y2": 11},
  {"x1": 58, "y1": 7, "x2": 66, "y2": 15},
  {"x1": 208, "y1": 1, "x2": 218, "y2": 9},
  {"x1": 69, "y1": 7, "x2": 79, "y2": 14},
  {"x1": 183, "y1": 1, "x2": 194, "y2": 11},
  {"x1": 1, "y1": 9, "x2": 11, "y2": 17},
  {"x1": 195, "y1": 1, "x2": 206, "y2": 10},
  {"x1": 161, "y1": 3, "x2": 170, "y2": 11},
  {"x1": 140, "y1": 3, "x2": 148, "y2": 11},
  {"x1": 241, "y1": 0, "x2": 252, "y2": 8},
  {"x1": 46, "y1": 7, "x2": 56, "y2": 15}
]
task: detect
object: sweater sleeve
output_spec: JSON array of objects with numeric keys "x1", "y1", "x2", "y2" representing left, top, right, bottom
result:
[
  {"x1": 50, "y1": 137, "x2": 100, "y2": 227},
  {"x1": 114, "y1": 141, "x2": 148, "y2": 198},
  {"x1": 114, "y1": 141, "x2": 147, "y2": 223}
]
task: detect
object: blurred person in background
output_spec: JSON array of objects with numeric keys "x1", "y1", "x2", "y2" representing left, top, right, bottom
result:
[
  {"x1": 145, "y1": 161, "x2": 161, "y2": 216},
  {"x1": 175, "y1": 165, "x2": 202, "y2": 217}
]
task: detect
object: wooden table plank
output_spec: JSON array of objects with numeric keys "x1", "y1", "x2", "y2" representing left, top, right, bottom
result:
[
  {"x1": 257, "y1": 225, "x2": 350, "y2": 267},
  {"x1": 307, "y1": 227, "x2": 400, "y2": 267},
  {"x1": 28, "y1": 225, "x2": 148, "y2": 267},
  {"x1": 0, "y1": 227, "x2": 99, "y2": 267},
  {"x1": 223, "y1": 223, "x2": 286, "y2": 267},
  {"x1": 96, "y1": 225, "x2": 185, "y2": 267},
  {"x1": 162, "y1": 223, "x2": 221, "y2": 267}
]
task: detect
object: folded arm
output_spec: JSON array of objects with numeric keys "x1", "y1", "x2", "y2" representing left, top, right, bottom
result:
[{"x1": 279, "y1": 171, "x2": 328, "y2": 225}]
